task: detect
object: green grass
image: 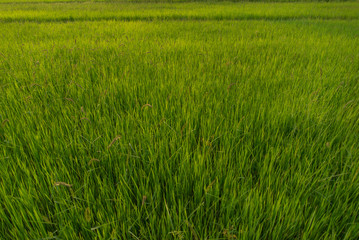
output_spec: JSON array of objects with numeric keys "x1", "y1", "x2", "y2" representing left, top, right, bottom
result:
[
  {"x1": 1, "y1": 2, "x2": 359, "y2": 22},
  {"x1": 1, "y1": 1, "x2": 359, "y2": 239}
]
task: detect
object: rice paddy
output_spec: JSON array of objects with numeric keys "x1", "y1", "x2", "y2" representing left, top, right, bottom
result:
[{"x1": 0, "y1": 1, "x2": 359, "y2": 239}]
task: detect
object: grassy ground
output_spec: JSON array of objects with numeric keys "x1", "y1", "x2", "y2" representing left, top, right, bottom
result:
[
  {"x1": 1, "y1": 2, "x2": 359, "y2": 22},
  {"x1": 1, "y1": 1, "x2": 359, "y2": 239}
]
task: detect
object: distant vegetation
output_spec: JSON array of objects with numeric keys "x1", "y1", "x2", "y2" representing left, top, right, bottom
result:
[
  {"x1": 1, "y1": 1, "x2": 359, "y2": 22},
  {"x1": 1, "y1": 1, "x2": 359, "y2": 239}
]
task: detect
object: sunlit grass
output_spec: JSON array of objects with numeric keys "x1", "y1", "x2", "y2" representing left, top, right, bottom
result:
[
  {"x1": 1, "y1": 1, "x2": 359, "y2": 239},
  {"x1": 1, "y1": 1, "x2": 359, "y2": 22}
]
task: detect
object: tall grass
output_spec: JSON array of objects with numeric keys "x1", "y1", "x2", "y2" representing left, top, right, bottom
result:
[
  {"x1": 1, "y1": 1, "x2": 359, "y2": 239},
  {"x1": 1, "y1": 2, "x2": 359, "y2": 22}
]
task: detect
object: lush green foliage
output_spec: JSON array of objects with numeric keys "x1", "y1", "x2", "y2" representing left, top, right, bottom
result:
[
  {"x1": 1, "y1": 1, "x2": 359, "y2": 239},
  {"x1": 1, "y1": 1, "x2": 359, "y2": 22}
]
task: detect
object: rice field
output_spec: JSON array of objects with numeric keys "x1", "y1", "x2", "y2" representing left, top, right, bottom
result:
[{"x1": 1, "y1": 1, "x2": 359, "y2": 239}]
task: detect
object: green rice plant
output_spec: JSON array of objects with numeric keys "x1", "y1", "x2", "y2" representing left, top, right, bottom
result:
[{"x1": 0, "y1": 1, "x2": 359, "y2": 239}]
